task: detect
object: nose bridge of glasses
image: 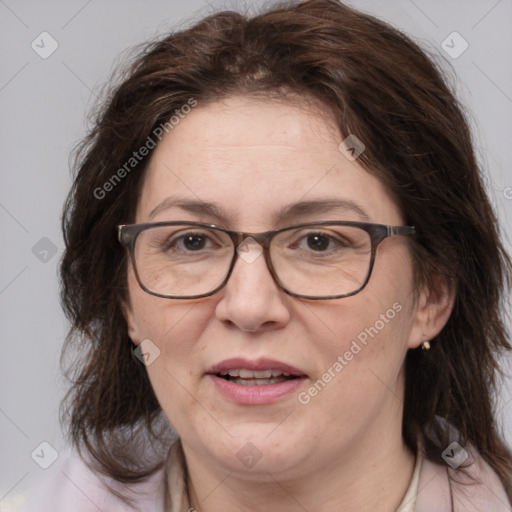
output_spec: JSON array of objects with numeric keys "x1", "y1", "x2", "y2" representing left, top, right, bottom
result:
[
  {"x1": 231, "y1": 231, "x2": 271, "y2": 268},
  {"x1": 229, "y1": 229, "x2": 272, "y2": 247},
  {"x1": 221, "y1": 231, "x2": 282, "y2": 295}
]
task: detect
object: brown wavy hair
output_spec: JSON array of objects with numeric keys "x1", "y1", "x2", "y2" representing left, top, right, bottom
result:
[{"x1": 60, "y1": 0, "x2": 512, "y2": 499}]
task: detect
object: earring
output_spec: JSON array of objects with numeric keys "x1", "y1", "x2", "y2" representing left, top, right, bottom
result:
[{"x1": 421, "y1": 340, "x2": 431, "y2": 351}]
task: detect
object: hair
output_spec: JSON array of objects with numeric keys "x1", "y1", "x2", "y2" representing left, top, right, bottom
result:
[{"x1": 60, "y1": 0, "x2": 512, "y2": 500}]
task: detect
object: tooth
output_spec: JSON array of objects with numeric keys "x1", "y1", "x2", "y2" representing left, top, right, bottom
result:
[
  {"x1": 235, "y1": 379, "x2": 253, "y2": 386},
  {"x1": 254, "y1": 378, "x2": 271, "y2": 385},
  {"x1": 240, "y1": 369, "x2": 272, "y2": 378},
  {"x1": 239, "y1": 369, "x2": 287, "y2": 378},
  {"x1": 270, "y1": 370, "x2": 292, "y2": 377},
  {"x1": 229, "y1": 376, "x2": 290, "y2": 385},
  {"x1": 253, "y1": 370, "x2": 272, "y2": 378},
  {"x1": 223, "y1": 369, "x2": 297, "y2": 379}
]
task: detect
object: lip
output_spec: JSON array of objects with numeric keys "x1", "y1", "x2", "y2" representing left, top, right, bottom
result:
[
  {"x1": 207, "y1": 357, "x2": 308, "y2": 405},
  {"x1": 209, "y1": 375, "x2": 307, "y2": 404},
  {"x1": 207, "y1": 357, "x2": 305, "y2": 376}
]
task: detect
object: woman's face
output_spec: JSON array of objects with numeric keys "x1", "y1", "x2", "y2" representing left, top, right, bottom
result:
[{"x1": 124, "y1": 95, "x2": 428, "y2": 478}]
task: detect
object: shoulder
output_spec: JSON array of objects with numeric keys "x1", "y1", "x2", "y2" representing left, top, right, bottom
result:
[
  {"x1": 416, "y1": 449, "x2": 511, "y2": 512},
  {"x1": 22, "y1": 451, "x2": 166, "y2": 512}
]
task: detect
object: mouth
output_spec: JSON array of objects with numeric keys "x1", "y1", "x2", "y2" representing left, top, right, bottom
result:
[
  {"x1": 208, "y1": 357, "x2": 306, "y2": 383},
  {"x1": 216, "y1": 368, "x2": 299, "y2": 386},
  {"x1": 207, "y1": 357, "x2": 307, "y2": 404}
]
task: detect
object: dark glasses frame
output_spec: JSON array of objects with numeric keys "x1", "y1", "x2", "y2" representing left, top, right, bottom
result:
[{"x1": 117, "y1": 221, "x2": 416, "y2": 300}]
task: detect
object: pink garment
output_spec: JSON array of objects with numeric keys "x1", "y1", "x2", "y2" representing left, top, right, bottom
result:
[
  {"x1": 23, "y1": 441, "x2": 511, "y2": 511},
  {"x1": 415, "y1": 455, "x2": 511, "y2": 512},
  {"x1": 22, "y1": 452, "x2": 166, "y2": 512}
]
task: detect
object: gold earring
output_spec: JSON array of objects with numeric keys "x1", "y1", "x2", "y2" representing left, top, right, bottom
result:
[{"x1": 421, "y1": 340, "x2": 431, "y2": 351}]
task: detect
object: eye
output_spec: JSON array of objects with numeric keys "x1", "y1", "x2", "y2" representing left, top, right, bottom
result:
[
  {"x1": 180, "y1": 233, "x2": 208, "y2": 251},
  {"x1": 305, "y1": 234, "x2": 333, "y2": 251},
  {"x1": 293, "y1": 231, "x2": 348, "y2": 253},
  {"x1": 167, "y1": 231, "x2": 217, "y2": 252}
]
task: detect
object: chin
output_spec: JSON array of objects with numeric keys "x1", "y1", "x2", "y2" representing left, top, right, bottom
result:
[{"x1": 203, "y1": 423, "x2": 312, "y2": 474}]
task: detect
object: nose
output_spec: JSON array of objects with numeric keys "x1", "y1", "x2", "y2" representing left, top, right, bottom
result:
[{"x1": 214, "y1": 239, "x2": 291, "y2": 332}]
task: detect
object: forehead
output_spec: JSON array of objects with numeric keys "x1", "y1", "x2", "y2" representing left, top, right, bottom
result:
[
  {"x1": 183, "y1": 94, "x2": 340, "y2": 146},
  {"x1": 136, "y1": 96, "x2": 402, "y2": 228}
]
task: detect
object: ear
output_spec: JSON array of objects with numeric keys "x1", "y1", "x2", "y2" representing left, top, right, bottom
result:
[
  {"x1": 407, "y1": 277, "x2": 455, "y2": 349},
  {"x1": 121, "y1": 298, "x2": 143, "y2": 346}
]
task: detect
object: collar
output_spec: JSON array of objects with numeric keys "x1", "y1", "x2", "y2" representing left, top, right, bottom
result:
[{"x1": 164, "y1": 440, "x2": 190, "y2": 512}]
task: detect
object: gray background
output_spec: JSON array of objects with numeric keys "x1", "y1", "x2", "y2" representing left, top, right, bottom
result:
[{"x1": 1, "y1": 0, "x2": 511, "y2": 507}]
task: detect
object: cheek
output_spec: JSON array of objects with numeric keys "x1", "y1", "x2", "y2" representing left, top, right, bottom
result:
[
  {"x1": 305, "y1": 252, "x2": 415, "y2": 397},
  {"x1": 315, "y1": 300, "x2": 409, "y2": 376},
  {"x1": 126, "y1": 267, "x2": 212, "y2": 403},
  {"x1": 297, "y1": 303, "x2": 411, "y2": 431},
  {"x1": 130, "y1": 297, "x2": 214, "y2": 433},
  {"x1": 126, "y1": 265, "x2": 207, "y2": 343}
]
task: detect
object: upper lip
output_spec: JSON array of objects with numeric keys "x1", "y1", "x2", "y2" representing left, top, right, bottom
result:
[{"x1": 207, "y1": 357, "x2": 306, "y2": 377}]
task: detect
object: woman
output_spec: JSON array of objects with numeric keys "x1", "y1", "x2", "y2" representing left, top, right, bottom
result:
[{"x1": 29, "y1": 0, "x2": 512, "y2": 510}]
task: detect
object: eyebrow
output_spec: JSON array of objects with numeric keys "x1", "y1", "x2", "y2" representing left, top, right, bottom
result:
[
  {"x1": 148, "y1": 196, "x2": 370, "y2": 224},
  {"x1": 274, "y1": 198, "x2": 370, "y2": 223},
  {"x1": 148, "y1": 197, "x2": 229, "y2": 224}
]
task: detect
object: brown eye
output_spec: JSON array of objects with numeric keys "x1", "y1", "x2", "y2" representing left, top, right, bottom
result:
[
  {"x1": 307, "y1": 234, "x2": 330, "y2": 251},
  {"x1": 182, "y1": 234, "x2": 206, "y2": 250}
]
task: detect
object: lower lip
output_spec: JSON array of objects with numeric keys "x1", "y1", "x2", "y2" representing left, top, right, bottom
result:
[{"x1": 209, "y1": 375, "x2": 307, "y2": 404}]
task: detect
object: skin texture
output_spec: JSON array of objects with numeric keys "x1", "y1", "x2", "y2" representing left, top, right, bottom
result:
[{"x1": 124, "y1": 96, "x2": 453, "y2": 511}]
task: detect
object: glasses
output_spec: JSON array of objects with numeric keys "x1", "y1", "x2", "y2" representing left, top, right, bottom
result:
[{"x1": 117, "y1": 221, "x2": 415, "y2": 300}]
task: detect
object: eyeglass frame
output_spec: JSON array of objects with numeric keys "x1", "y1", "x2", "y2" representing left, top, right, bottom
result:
[{"x1": 117, "y1": 220, "x2": 416, "y2": 300}]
